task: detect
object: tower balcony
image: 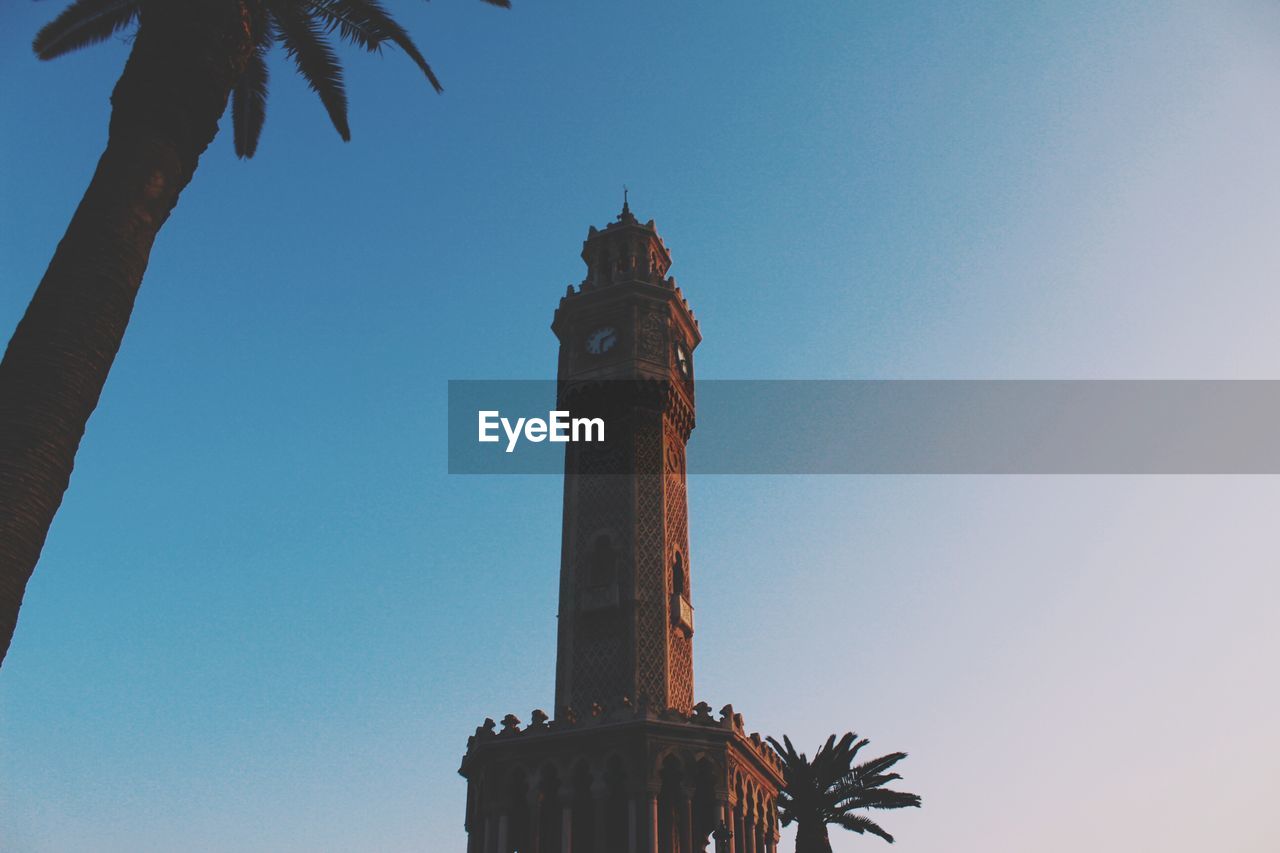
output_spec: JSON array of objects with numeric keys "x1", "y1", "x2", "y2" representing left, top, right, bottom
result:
[{"x1": 672, "y1": 593, "x2": 694, "y2": 635}]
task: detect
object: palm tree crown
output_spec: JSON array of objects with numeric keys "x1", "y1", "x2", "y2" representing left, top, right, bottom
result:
[
  {"x1": 0, "y1": 0, "x2": 508, "y2": 669},
  {"x1": 33, "y1": 0, "x2": 509, "y2": 157},
  {"x1": 767, "y1": 732, "x2": 921, "y2": 851}
]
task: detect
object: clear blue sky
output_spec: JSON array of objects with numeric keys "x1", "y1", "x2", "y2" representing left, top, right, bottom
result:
[{"x1": 3, "y1": 1, "x2": 1279, "y2": 850}]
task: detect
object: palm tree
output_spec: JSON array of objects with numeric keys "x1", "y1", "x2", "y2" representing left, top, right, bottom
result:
[
  {"x1": 0, "y1": 0, "x2": 509, "y2": 667},
  {"x1": 767, "y1": 732, "x2": 922, "y2": 852}
]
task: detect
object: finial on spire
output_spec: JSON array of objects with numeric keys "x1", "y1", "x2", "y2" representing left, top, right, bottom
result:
[{"x1": 618, "y1": 185, "x2": 636, "y2": 223}]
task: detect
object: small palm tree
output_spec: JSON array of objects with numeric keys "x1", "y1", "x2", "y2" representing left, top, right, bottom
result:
[
  {"x1": 0, "y1": 0, "x2": 508, "y2": 667},
  {"x1": 767, "y1": 732, "x2": 921, "y2": 852}
]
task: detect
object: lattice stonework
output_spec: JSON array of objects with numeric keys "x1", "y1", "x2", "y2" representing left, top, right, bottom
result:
[
  {"x1": 637, "y1": 310, "x2": 667, "y2": 364},
  {"x1": 665, "y1": 418, "x2": 694, "y2": 711},
  {"x1": 567, "y1": 432, "x2": 634, "y2": 710},
  {"x1": 634, "y1": 410, "x2": 667, "y2": 706},
  {"x1": 571, "y1": 627, "x2": 624, "y2": 710}
]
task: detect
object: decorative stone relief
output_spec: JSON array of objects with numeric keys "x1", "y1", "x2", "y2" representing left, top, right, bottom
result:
[{"x1": 637, "y1": 310, "x2": 666, "y2": 362}]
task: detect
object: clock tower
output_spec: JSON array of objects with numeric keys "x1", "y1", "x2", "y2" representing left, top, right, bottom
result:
[
  {"x1": 551, "y1": 197, "x2": 700, "y2": 718},
  {"x1": 459, "y1": 204, "x2": 783, "y2": 853}
]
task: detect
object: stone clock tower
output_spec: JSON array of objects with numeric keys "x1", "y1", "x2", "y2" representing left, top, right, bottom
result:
[
  {"x1": 459, "y1": 204, "x2": 783, "y2": 853},
  {"x1": 551, "y1": 197, "x2": 700, "y2": 719}
]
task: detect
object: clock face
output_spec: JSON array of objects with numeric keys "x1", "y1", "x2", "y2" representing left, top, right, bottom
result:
[
  {"x1": 585, "y1": 326, "x2": 618, "y2": 355},
  {"x1": 675, "y1": 342, "x2": 691, "y2": 376}
]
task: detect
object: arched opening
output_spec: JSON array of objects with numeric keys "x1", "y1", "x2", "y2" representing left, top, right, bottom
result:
[
  {"x1": 692, "y1": 758, "x2": 719, "y2": 850},
  {"x1": 658, "y1": 754, "x2": 686, "y2": 853}
]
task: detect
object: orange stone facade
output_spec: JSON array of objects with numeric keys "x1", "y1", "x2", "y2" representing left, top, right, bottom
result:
[{"x1": 459, "y1": 205, "x2": 783, "y2": 853}]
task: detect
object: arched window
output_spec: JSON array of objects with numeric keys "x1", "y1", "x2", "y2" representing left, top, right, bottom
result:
[{"x1": 671, "y1": 551, "x2": 694, "y2": 633}]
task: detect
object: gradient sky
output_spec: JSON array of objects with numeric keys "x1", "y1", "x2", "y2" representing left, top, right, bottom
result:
[{"x1": 3, "y1": 1, "x2": 1279, "y2": 851}]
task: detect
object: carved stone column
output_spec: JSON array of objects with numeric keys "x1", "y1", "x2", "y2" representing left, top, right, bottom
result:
[
  {"x1": 560, "y1": 807, "x2": 573, "y2": 853},
  {"x1": 628, "y1": 793, "x2": 639, "y2": 853},
  {"x1": 720, "y1": 802, "x2": 736, "y2": 853},
  {"x1": 466, "y1": 782, "x2": 484, "y2": 853},
  {"x1": 591, "y1": 775, "x2": 609, "y2": 853},
  {"x1": 560, "y1": 785, "x2": 574, "y2": 853},
  {"x1": 679, "y1": 783, "x2": 696, "y2": 853},
  {"x1": 497, "y1": 814, "x2": 510, "y2": 853},
  {"x1": 646, "y1": 791, "x2": 660, "y2": 853},
  {"x1": 485, "y1": 812, "x2": 500, "y2": 853},
  {"x1": 526, "y1": 789, "x2": 542, "y2": 853}
]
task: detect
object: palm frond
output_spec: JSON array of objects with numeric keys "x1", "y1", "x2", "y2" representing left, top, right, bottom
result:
[
  {"x1": 834, "y1": 813, "x2": 896, "y2": 843},
  {"x1": 270, "y1": 1, "x2": 350, "y2": 141},
  {"x1": 834, "y1": 732, "x2": 871, "y2": 765},
  {"x1": 33, "y1": 0, "x2": 140, "y2": 60},
  {"x1": 767, "y1": 734, "x2": 801, "y2": 765},
  {"x1": 307, "y1": 0, "x2": 442, "y2": 92},
  {"x1": 851, "y1": 772, "x2": 905, "y2": 791},
  {"x1": 843, "y1": 789, "x2": 923, "y2": 811},
  {"x1": 231, "y1": 35, "x2": 272, "y2": 158},
  {"x1": 772, "y1": 732, "x2": 921, "y2": 845},
  {"x1": 853, "y1": 751, "x2": 910, "y2": 780},
  {"x1": 307, "y1": 0, "x2": 382, "y2": 50}
]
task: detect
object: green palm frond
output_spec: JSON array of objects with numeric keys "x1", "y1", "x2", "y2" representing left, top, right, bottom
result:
[
  {"x1": 33, "y1": 0, "x2": 140, "y2": 60},
  {"x1": 271, "y1": 1, "x2": 351, "y2": 141}
]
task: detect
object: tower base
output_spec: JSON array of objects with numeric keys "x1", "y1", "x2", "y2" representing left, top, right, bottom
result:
[{"x1": 459, "y1": 701, "x2": 783, "y2": 853}]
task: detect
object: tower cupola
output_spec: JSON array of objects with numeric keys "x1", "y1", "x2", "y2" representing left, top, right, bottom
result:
[{"x1": 580, "y1": 198, "x2": 673, "y2": 289}]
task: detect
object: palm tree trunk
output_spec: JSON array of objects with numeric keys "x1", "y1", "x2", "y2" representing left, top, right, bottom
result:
[
  {"x1": 0, "y1": 0, "x2": 259, "y2": 667},
  {"x1": 794, "y1": 821, "x2": 834, "y2": 853}
]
